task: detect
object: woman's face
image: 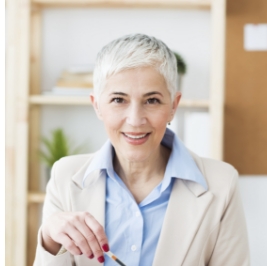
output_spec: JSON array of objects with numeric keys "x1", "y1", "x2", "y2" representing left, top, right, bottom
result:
[{"x1": 91, "y1": 67, "x2": 181, "y2": 162}]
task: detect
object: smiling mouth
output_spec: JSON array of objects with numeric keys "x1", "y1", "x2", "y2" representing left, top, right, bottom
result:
[{"x1": 123, "y1": 132, "x2": 150, "y2": 139}]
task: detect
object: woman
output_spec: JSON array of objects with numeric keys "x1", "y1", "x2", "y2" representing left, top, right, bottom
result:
[{"x1": 34, "y1": 34, "x2": 250, "y2": 266}]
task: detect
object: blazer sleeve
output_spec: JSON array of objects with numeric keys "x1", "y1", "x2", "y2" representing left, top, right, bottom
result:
[
  {"x1": 208, "y1": 169, "x2": 250, "y2": 266},
  {"x1": 33, "y1": 160, "x2": 74, "y2": 266}
]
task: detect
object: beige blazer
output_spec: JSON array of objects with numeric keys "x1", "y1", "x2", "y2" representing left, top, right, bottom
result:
[{"x1": 34, "y1": 151, "x2": 250, "y2": 266}]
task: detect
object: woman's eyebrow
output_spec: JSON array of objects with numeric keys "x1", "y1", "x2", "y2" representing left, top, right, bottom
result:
[
  {"x1": 144, "y1": 91, "x2": 163, "y2": 97},
  {"x1": 109, "y1": 92, "x2": 127, "y2": 96}
]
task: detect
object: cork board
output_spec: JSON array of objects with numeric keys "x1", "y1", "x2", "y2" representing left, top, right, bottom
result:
[{"x1": 224, "y1": 0, "x2": 267, "y2": 174}]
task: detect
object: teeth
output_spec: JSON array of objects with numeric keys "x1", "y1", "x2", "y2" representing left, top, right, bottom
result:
[{"x1": 124, "y1": 133, "x2": 147, "y2": 139}]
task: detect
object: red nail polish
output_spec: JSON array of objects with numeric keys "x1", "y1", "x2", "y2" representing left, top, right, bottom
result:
[
  {"x1": 97, "y1": 256, "x2": 105, "y2": 263},
  {"x1": 80, "y1": 252, "x2": 83, "y2": 255},
  {"x1": 89, "y1": 254, "x2": 94, "y2": 259},
  {"x1": 102, "y1": 243, "x2": 109, "y2": 252}
]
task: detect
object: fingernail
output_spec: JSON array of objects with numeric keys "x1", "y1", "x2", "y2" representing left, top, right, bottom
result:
[
  {"x1": 97, "y1": 256, "x2": 105, "y2": 263},
  {"x1": 89, "y1": 254, "x2": 94, "y2": 259},
  {"x1": 80, "y1": 252, "x2": 83, "y2": 255},
  {"x1": 102, "y1": 243, "x2": 109, "y2": 252}
]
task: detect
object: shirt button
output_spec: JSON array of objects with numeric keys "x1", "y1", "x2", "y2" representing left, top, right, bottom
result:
[
  {"x1": 135, "y1": 211, "x2": 140, "y2": 217},
  {"x1": 131, "y1": 245, "x2": 137, "y2": 251}
]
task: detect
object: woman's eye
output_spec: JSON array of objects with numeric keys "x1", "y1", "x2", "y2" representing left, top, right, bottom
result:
[
  {"x1": 112, "y1": 97, "x2": 124, "y2": 103},
  {"x1": 147, "y1": 98, "x2": 160, "y2": 104}
]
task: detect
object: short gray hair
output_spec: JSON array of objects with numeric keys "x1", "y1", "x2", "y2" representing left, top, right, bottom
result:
[{"x1": 93, "y1": 33, "x2": 178, "y2": 100}]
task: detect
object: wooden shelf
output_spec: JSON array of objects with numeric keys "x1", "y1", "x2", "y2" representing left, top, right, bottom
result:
[
  {"x1": 29, "y1": 95, "x2": 92, "y2": 105},
  {"x1": 28, "y1": 192, "x2": 46, "y2": 204},
  {"x1": 179, "y1": 99, "x2": 209, "y2": 109},
  {"x1": 32, "y1": 0, "x2": 211, "y2": 9},
  {"x1": 29, "y1": 95, "x2": 209, "y2": 108}
]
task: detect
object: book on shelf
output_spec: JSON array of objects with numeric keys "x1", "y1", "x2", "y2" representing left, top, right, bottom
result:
[{"x1": 43, "y1": 68, "x2": 94, "y2": 96}]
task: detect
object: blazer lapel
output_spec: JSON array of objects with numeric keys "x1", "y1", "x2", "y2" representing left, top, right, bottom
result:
[
  {"x1": 152, "y1": 178, "x2": 213, "y2": 266},
  {"x1": 70, "y1": 169, "x2": 106, "y2": 226},
  {"x1": 69, "y1": 168, "x2": 106, "y2": 266}
]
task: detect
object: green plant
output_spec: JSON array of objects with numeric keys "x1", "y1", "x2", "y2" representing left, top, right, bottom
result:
[
  {"x1": 173, "y1": 52, "x2": 187, "y2": 92},
  {"x1": 173, "y1": 52, "x2": 187, "y2": 75},
  {"x1": 40, "y1": 128, "x2": 84, "y2": 169}
]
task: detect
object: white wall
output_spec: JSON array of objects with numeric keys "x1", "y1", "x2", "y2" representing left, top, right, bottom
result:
[
  {"x1": 40, "y1": 8, "x2": 267, "y2": 265},
  {"x1": 239, "y1": 177, "x2": 267, "y2": 266}
]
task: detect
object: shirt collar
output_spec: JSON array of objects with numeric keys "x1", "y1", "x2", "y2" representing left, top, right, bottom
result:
[
  {"x1": 82, "y1": 140, "x2": 114, "y2": 188},
  {"x1": 160, "y1": 128, "x2": 208, "y2": 192},
  {"x1": 82, "y1": 128, "x2": 208, "y2": 191}
]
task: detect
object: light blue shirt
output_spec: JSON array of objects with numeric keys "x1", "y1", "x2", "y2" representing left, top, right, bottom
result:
[{"x1": 83, "y1": 128, "x2": 207, "y2": 266}]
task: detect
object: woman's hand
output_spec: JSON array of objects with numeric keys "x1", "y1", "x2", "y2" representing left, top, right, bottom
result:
[{"x1": 41, "y1": 212, "x2": 109, "y2": 263}]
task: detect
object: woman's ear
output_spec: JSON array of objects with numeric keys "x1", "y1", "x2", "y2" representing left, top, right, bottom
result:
[
  {"x1": 90, "y1": 93, "x2": 103, "y2": 120},
  {"x1": 170, "y1": 92, "x2": 182, "y2": 120}
]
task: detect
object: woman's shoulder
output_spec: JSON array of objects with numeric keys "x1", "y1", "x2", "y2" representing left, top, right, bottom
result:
[
  {"x1": 51, "y1": 153, "x2": 97, "y2": 184},
  {"x1": 201, "y1": 156, "x2": 237, "y2": 177},
  {"x1": 190, "y1": 151, "x2": 239, "y2": 194},
  {"x1": 54, "y1": 153, "x2": 96, "y2": 170}
]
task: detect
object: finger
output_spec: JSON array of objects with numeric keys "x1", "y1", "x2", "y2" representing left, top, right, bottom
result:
[
  {"x1": 84, "y1": 213, "x2": 109, "y2": 251},
  {"x1": 82, "y1": 227, "x2": 104, "y2": 262},
  {"x1": 59, "y1": 234, "x2": 82, "y2": 256},
  {"x1": 72, "y1": 222, "x2": 95, "y2": 259},
  {"x1": 84, "y1": 214, "x2": 108, "y2": 261},
  {"x1": 66, "y1": 225, "x2": 95, "y2": 259}
]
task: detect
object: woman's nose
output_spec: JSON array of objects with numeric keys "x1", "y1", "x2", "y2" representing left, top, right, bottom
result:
[{"x1": 126, "y1": 104, "x2": 147, "y2": 126}]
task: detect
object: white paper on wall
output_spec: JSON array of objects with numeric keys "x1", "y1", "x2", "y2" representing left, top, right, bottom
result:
[
  {"x1": 184, "y1": 111, "x2": 211, "y2": 158},
  {"x1": 244, "y1": 24, "x2": 267, "y2": 51}
]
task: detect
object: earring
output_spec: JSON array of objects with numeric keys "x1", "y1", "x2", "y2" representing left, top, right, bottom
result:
[{"x1": 168, "y1": 122, "x2": 171, "y2": 125}]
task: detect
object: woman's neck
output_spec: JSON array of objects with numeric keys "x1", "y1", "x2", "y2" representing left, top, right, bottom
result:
[{"x1": 113, "y1": 145, "x2": 171, "y2": 203}]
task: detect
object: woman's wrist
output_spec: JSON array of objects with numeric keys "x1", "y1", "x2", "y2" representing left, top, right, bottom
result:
[{"x1": 41, "y1": 227, "x2": 61, "y2": 255}]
